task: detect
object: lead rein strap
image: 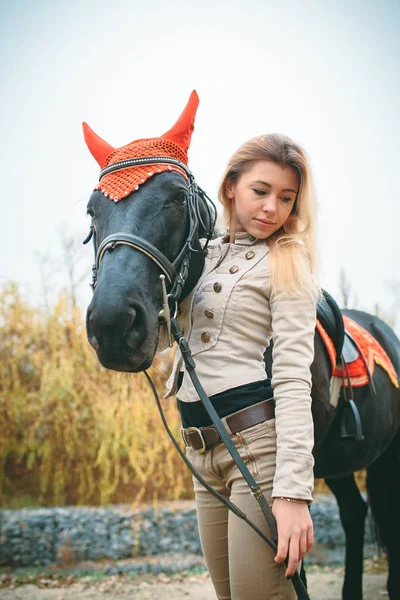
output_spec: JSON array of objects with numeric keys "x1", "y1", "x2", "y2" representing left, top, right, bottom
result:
[
  {"x1": 171, "y1": 319, "x2": 278, "y2": 538},
  {"x1": 144, "y1": 371, "x2": 276, "y2": 550},
  {"x1": 146, "y1": 374, "x2": 309, "y2": 600},
  {"x1": 147, "y1": 317, "x2": 310, "y2": 600}
]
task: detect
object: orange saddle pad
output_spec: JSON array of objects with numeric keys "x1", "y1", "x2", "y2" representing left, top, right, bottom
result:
[{"x1": 317, "y1": 316, "x2": 399, "y2": 389}]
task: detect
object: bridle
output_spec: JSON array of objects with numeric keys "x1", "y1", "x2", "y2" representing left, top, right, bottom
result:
[
  {"x1": 83, "y1": 155, "x2": 217, "y2": 344},
  {"x1": 83, "y1": 156, "x2": 310, "y2": 600}
]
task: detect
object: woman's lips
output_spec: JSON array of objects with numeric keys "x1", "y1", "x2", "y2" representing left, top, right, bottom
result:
[{"x1": 255, "y1": 218, "x2": 276, "y2": 226}]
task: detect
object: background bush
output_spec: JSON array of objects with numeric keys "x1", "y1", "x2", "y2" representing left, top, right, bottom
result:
[
  {"x1": 0, "y1": 282, "x2": 365, "y2": 508},
  {"x1": 0, "y1": 283, "x2": 193, "y2": 507}
]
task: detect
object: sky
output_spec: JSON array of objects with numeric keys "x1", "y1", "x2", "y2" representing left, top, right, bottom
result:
[{"x1": 1, "y1": 0, "x2": 399, "y2": 330}]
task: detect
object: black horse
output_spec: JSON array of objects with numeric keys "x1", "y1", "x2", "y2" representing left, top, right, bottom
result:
[{"x1": 83, "y1": 102, "x2": 400, "y2": 600}]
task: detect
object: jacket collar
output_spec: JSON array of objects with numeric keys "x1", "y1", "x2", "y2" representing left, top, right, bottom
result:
[
  {"x1": 220, "y1": 231, "x2": 266, "y2": 247},
  {"x1": 205, "y1": 231, "x2": 267, "y2": 265}
]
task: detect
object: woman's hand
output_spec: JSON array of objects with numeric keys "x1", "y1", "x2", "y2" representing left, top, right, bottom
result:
[{"x1": 272, "y1": 498, "x2": 314, "y2": 577}]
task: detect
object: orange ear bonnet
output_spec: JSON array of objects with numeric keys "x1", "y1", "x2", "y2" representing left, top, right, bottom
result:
[{"x1": 83, "y1": 91, "x2": 199, "y2": 202}]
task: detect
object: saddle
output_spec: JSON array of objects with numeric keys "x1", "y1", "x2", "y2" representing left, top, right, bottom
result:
[
  {"x1": 317, "y1": 289, "x2": 364, "y2": 368},
  {"x1": 316, "y1": 290, "x2": 364, "y2": 441},
  {"x1": 316, "y1": 290, "x2": 399, "y2": 442},
  {"x1": 316, "y1": 290, "x2": 345, "y2": 361}
]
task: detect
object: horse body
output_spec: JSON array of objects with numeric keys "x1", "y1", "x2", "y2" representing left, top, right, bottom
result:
[
  {"x1": 314, "y1": 311, "x2": 400, "y2": 478},
  {"x1": 313, "y1": 310, "x2": 400, "y2": 600},
  {"x1": 264, "y1": 305, "x2": 400, "y2": 598},
  {"x1": 83, "y1": 102, "x2": 400, "y2": 599}
]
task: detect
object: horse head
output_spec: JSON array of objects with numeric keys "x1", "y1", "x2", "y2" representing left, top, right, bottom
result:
[{"x1": 83, "y1": 92, "x2": 216, "y2": 372}]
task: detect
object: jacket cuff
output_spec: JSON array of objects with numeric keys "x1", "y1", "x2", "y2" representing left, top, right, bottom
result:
[{"x1": 272, "y1": 451, "x2": 314, "y2": 502}]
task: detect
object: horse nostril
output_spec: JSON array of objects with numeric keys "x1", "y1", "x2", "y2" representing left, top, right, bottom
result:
[
  {"x1": 86, "y1": 297, "x2": 147, "y2": 353},
  {"x1": 89, "y1": 335, "x2": 100, "y2": 351},
  {"x1": 87, "y1": 307, "x2": 96, "y2": 327},
  {"x1": 125, "y1": 303, "x2": 146, "y2": 347}
]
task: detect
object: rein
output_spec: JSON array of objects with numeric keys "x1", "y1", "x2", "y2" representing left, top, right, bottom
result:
[
  {"x1": 84, "y1": 156, "x2": 310, "y2": 600},
  {"x1": 147, "y1": 319, "x2": 310, "y2": 600}
]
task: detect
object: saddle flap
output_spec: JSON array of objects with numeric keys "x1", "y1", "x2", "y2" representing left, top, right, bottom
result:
[
  {"x1": 341, "y1": 332, "x2": 359, "y2": 364},
  {"x1": 317, "y1": 290, "x2": 345, "y2": 359}
]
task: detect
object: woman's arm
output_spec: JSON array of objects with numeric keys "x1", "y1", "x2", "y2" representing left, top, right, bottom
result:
[
  {"x1": 269, "y1": 284, "x2": 317, "y2": 501},
  {"x1": 268, "y1": 281, "x2": 317, "y2": 575}
]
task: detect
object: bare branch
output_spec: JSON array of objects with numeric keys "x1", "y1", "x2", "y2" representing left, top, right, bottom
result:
[
  {"x1": 56, "y1": 225, "x2": 91, "y2": 313},
  {"x1": 339, "y1": 268, "x2": 351, "y2": 309},
  {"x1": 34, "y1": 250, "x2": 56, "y2": 314}
]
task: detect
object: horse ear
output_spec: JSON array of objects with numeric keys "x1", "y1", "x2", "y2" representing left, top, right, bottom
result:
[
  {"x1": 161, "y1": 90, "x2": 199, "y2": 151},
  {"x1": 82, "y1": 122, "x2": 115, "y2": 168}
]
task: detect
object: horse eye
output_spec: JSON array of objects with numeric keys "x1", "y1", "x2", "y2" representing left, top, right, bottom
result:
[{"x1": 172, "y1": 191, "x2": 187, "y2": 205}]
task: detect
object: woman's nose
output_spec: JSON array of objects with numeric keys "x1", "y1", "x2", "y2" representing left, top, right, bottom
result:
[{"x1": 262, "y1": 195, "x2": 277, "y2": 213}]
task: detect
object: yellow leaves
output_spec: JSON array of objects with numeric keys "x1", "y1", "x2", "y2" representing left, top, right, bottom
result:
[{"x1": 1, "y1": 283, "x2": 193, "y2": 507}]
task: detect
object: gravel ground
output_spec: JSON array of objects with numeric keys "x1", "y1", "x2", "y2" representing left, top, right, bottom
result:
[{"x1": 0, "y1": 564, "x2": 388, "y2": 599}]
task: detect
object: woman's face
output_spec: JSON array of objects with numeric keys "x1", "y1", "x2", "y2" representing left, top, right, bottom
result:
[{"x1": 226, "y1": 160, "x2": 299, "y2": 240}]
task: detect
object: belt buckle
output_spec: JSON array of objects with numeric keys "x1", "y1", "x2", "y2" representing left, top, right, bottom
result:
[{"x1": 184, "y1": 426, "x2": 207, "y2": 454}]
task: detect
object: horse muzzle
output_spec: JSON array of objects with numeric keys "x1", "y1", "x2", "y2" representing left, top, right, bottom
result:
[{"x1": 86, "y1": 292, "x2": 157, "y2": 372}]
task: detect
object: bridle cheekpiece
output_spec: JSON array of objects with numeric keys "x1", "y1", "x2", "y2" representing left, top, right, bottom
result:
[{"x1": 83, "y1": 154, "x2": 216, "y2": 346}]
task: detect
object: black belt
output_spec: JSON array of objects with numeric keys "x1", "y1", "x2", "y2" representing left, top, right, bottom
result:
[{"x1": 181, "y1": 398, "x2": 275, "y2": 453}]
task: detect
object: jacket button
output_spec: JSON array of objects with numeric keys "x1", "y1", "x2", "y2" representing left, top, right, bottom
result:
[
  {"x1": 229, "y1": 265, "x2": 239, "y2": 274},
  {"x1": 245, "y1": 250, "x2": 255, "y2": 260},
  {"x1": 213, "y1": 282, "x2": 222, "y2": 293},
  {"x1": 201, "y1": 332, "x2": 211, "y2": 343},
  {"x1": 204, "y1": 309, "x2": 214, "y2": 319}
]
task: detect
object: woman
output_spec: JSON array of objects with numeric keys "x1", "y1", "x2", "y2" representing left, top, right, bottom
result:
[{"x1": 166, "y1": 133, "x2": 319, "y2": 600}]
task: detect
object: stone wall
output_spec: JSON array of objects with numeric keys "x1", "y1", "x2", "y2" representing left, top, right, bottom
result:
[{"x1": 0, "y1": 497, "x2": 375, "y2": 567}]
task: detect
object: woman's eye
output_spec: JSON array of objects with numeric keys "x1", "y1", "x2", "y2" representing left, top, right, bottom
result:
[
  {"x1": 253, "y1": 189, "x2": 266, "y2": 196},
  {"x1": 281, "y1": 196, "x2": 293, "y2": 203}
]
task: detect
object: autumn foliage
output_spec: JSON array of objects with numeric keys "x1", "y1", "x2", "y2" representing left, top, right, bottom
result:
[
  {"x1": 0, "y1": 283, "x2": 364, "y2": 508},
  {"x1": 0, "y1": 283, "x2": 193, "y2": 507}
]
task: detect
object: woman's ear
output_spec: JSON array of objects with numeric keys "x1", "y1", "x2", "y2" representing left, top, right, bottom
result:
[{"x1": 225, "y1": 179, "x2": 235, "y2": 200}]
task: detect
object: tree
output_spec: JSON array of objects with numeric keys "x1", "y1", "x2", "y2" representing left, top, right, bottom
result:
[
  {"x1": 56, "y1": 226, "x2": 91, "y2": 314},
  {"x1": 338, "y1": 268, "x2": 358, "y2": 309},
  {"x1": 34, "y1": 250, "x2": 55, "y2": 314}
]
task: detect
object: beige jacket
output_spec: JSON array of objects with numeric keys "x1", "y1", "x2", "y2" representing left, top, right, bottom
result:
[{"x1": 164, "y1": 231, "x2": 317, "y2": 501}]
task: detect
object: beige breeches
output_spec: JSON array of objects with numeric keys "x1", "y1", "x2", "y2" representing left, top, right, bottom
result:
[{"x1": 187, "y1": 418, "x2": 296, "y2": 600}]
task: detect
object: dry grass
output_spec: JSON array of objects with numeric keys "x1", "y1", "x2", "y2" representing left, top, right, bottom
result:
[
  {"x1": 0, "y1": 283, "x2": 192, "y2": 507},
  {"x1": 1, "y1": 283, "x2": 363, "y2": 508}
]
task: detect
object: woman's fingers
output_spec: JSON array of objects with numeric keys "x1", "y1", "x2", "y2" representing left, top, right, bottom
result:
[
  {"x1": 307, "y1": 522, "x2": 314, "y2": 551},
  {"x1": 285, "y1": 532, "x2": 300, "y2": 577},
  {"x1": 298, "y1": 531, "x2": 307, "y2": 562},
  {"x1": 275, "y1": 530, "x2": 301, "y2": 577},
  {"x1": 285, "y1": 524, "x2": 314, "y2": 577},
  {"x1": 272, "y1": 501, "x2": 314, "y2": 577},
  {"x1": 274, "y1": 533, "x2": 289, "y2": 564}
]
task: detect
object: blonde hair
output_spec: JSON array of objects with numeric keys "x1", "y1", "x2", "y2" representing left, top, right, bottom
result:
[{"x1": 218, "y1": 133, "x2": 320, "y2": 297}]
